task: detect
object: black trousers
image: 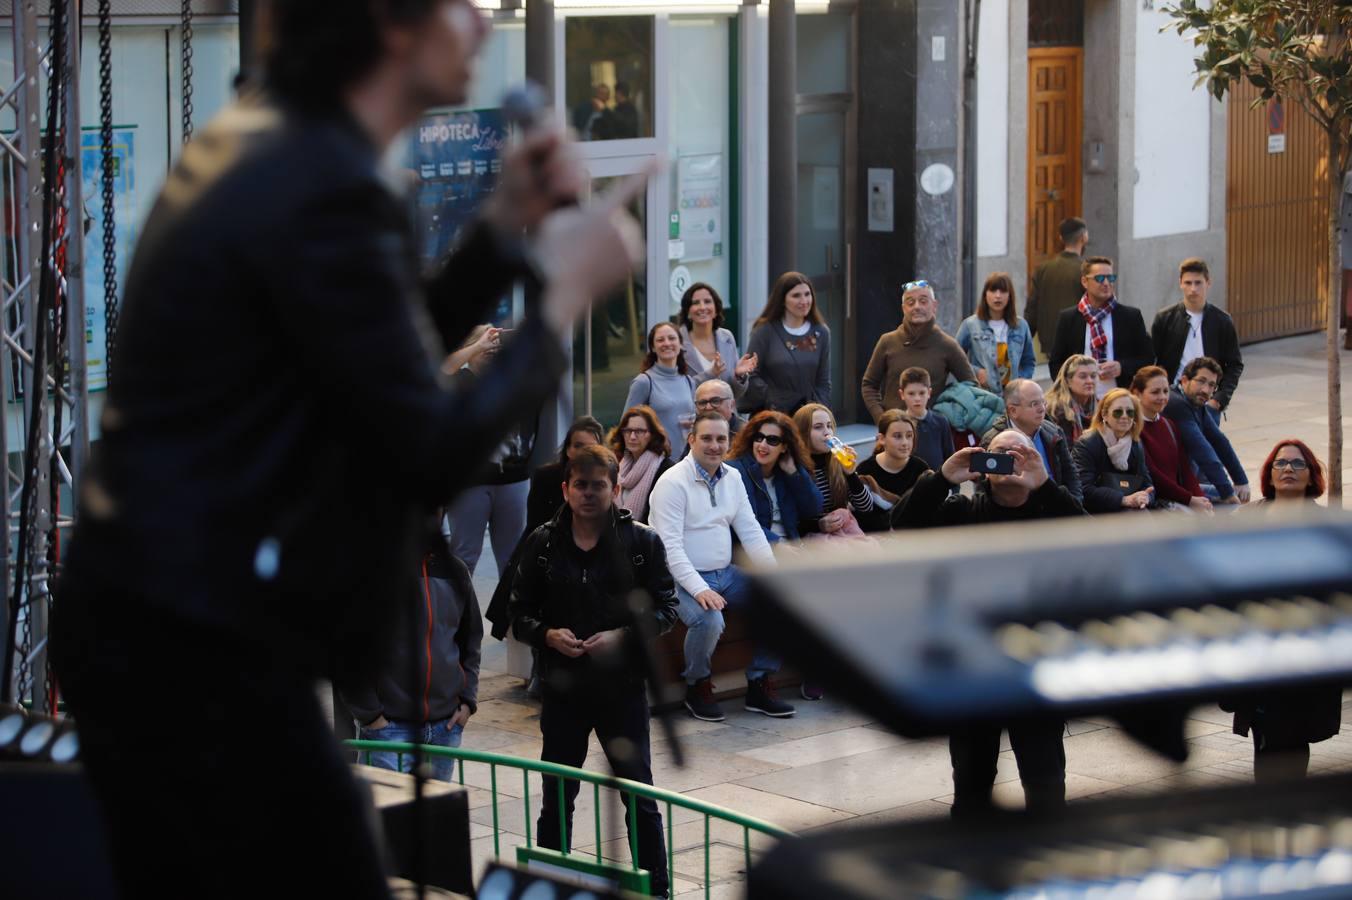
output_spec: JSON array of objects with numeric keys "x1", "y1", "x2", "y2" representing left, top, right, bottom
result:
[
  {"x1": 536, "y1": 683, "x2": 668, "y2": 896},
  {"x1": 949, "y1": 720, "x2": 1067, "y2": 818},
  {"x1": 51, "y1": 579, "x2": 391, "y2": 899},
  {"x1": 1252, "y1": 727, "x2": 1311, "y2": 784}
]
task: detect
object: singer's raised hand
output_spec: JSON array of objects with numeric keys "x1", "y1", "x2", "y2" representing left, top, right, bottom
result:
[{"x1": 485, "y1": 127, "x2": 585, "y2": 235}]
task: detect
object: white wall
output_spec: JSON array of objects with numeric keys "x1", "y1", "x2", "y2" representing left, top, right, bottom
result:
[
  {"x1": 975, "y1": 0, "x2": 1009, "y2": 258},
  {"x1": 1132, "y1": 5, "x2": 1211, "y2": 239},
  {"x1": 738, "y1": 4, "x2": 769, "y2": 339}
]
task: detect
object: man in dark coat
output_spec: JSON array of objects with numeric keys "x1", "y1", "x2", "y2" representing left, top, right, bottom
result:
[
  {"x1": 980, "y1": 379, "x2": 1083, "y2": 505},
  {"x1": 1151, "y1": 257, "x2": 1244, "y2": 412},
  {"x1": 1047, "y1": 256, "x2": 1154, "y2": 401},
  {"x1": 1025, "y1": 216, "x2": 1089, "y2": 348},
  {"x1": 49, "y1": 2, "x2": 645, "y2": 896},
  {"x1": 509, "y1": 445, "x2": 679, "y2": 897}
]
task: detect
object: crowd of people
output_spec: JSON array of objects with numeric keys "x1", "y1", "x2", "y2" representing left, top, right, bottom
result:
[{"x1": 352, "y1": 218, "x2": 1335, "y2": 888}]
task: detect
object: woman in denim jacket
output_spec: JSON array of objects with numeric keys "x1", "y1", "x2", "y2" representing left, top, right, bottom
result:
[{"x1": 955, "y1": 272, "x2": 1036, "y2": 390}]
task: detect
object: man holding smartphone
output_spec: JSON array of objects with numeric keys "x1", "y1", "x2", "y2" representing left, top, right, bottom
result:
[{"x1": 894, "y1": 430, "x2": 1086, "y2": 818}]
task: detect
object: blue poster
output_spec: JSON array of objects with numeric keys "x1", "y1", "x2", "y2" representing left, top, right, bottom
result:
[
  {"x1": 80, "y1": 126, "x2": 136, "y2": 393},
  {"x1": 407, "y1": 108, "x2": 506, "y2": 267}
]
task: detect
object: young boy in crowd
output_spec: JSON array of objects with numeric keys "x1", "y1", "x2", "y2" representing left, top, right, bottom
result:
[{"x1": 899, "y1": 367, "x2": 955, "y2": 471}]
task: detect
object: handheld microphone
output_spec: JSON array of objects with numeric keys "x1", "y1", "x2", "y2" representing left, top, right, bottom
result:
[{"x1": 501, "y1": 81, "x2": 552, "y2": 133}]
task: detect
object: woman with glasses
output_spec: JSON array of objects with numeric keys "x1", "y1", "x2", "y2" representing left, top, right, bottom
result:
[
  {"x1": 855, "y1": 409, "x2": 928, "y2": 526},
  {"x1": 624, "y1": 322, "x2": 699, "y2": 460},
  {"x1": 1045, "y1": 354, "x2": 1099, "y2": 443},
  {"x1": 954, "y1": 272, "x2": 1036, "y2": 390},
  {"x1": 1130, "y1": 365, "x2": 1213, "y2": 514},
  {"x1": 727, "y1": 410, "x2": 822, "y2": 546},
  {"x1": 678, "y1": 282, "x2": 758, "y2": 401},
  {"x1": 605, "y1": 405, "x2": 675, "y2": 525},
  {"x1": 1227, "y1": 437, "x2": 1340, "y2": 783},
  {"x1": 744, "y1": 272, "x2": 831, "y2": 414},
  {"x1": 1071, "y1": 388, "x2": 1155, "y2": 513}
]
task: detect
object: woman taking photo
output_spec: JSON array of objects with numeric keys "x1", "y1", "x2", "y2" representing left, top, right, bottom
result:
[
  {"x1": 678, "y1": 282, "x2": 758, "y2": 401},
  {"x1": 1046, "y1": 354, "x2": 1099, "y2": 443},
  {"x1": 727, "y1": 410, "x2": 822, "y2": 547},
  {"x1": 792, "y1": 403, "x2": 885, "y2": 536},
  {"x1": 954, "y1": 272, "x2": 1035, "y2": 390},
  {"x1": 1227, "y1": 438, "x2": 1340, "y2": 783},
  {"x1": 855, "y1": 409, "x2": 928, "y2": 522},
  {"x1": 1071, "y1": 388, "x2": 1154, "y2": 513},
  {"x1": 623, "y1": 322, "x2": 699, "y2": 459},
  {"x1": 606, "y1": 405, "x2": 675, "y2": 525},
  {"x1": 744, "y1": 272, "x2": 831, "y2": 414},
  {"x1": 1130, "y1": 366, "x2": 1213, "y2": 514}
]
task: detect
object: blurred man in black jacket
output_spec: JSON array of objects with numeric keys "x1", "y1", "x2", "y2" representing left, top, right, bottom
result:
[
  {"x1": 50, "y1": 1, "x2": 645, "y2": 896},
  {"x1": 510, "y1": 445, "x2": 679, "y2": 897}
]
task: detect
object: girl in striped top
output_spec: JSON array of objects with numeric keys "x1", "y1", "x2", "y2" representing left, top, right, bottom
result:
[{"x1": 792, "y1": 403, "x2": 886, "y2": 535}]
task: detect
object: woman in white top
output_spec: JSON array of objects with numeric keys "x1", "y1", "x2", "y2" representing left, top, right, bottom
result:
[
  {"x1": 678, "y1": 282, "x2": 757, "y2": 401},
  {"x1": 954, "y1": 272, "x2": 1036, "y2": 390}
]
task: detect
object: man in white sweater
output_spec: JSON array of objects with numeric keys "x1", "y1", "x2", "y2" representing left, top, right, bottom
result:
[{"x1": 648, "y1": 411, "x2": 794, "y2": 721}]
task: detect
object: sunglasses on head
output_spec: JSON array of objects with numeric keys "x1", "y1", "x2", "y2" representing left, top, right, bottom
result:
[
  {"x1": 901, "y1": 279, "x2": 931, "y2": 293},
  {"x1": 752, "y1": 433, "x2": 785, "y2": 447},
  {"x1": 1091, "y1": 273, "x2": 1118, "y2": 284},
  {"x1": 1109, "y1": 408, "x2": 1137, "y2": 420}
]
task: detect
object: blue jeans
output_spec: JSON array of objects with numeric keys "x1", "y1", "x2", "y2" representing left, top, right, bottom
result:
[
  {"x1": 359, "y1": 718, "x2": 463, "y2": 782},
  {"x1": 675, "y1": 565, "x2": 778, "y2": 684}
]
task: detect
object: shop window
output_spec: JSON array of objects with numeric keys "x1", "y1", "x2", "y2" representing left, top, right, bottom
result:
[{"x1": 564, "y1": 16, "x2": 653, "y2": 141}]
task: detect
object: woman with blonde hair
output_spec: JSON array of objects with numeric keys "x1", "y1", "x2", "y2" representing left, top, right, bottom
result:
[
  {"x1": 1045, "y1": 354, "x2": 1098, "y2": 443},
  {"x1": 1071, "y1": 388, "x2": 1154, "y2": 513},
  {"x1": 792, "y1": 403, "x2": 884, "y2": 535},
  {"x1": 606, "y1": 405, "x2": 674, "y2": 524}
]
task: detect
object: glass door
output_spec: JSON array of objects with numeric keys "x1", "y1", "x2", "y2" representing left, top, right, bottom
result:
[
  {"x1": 796, "y1": 106, "x2": 849, "y2": 418},
  {"x1": 571, "y1": 156, "x2": 658, "y2": 430}
]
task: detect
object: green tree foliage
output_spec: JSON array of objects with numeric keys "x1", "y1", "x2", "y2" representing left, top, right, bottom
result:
[{"x1": 1164, "y1": 0, "x2": 1351, "y2": 501}]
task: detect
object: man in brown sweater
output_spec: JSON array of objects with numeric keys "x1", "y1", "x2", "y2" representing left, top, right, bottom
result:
[
  {"x1": 1025, "y1": 217, "x2": 1089, "y2": 348},
  {"x1": 861, "y1": 280, "x2": 975, "y2": 423}
]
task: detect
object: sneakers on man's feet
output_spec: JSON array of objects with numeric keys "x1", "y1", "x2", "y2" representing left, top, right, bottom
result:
[
  {"x1": 800, "y1": 681, "x2": 824, "y2": 701},
  {"x1": 684, "y1": 678, "x2": 725, "y2": 722},
  {"x1": 745, "y1": 677, "x2": 796, "y2": 717}
]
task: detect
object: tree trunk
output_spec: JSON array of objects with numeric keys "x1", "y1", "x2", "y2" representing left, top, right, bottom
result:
[{"x1": 1328, "y1": 133, "x2": 1345, "y2": 506}]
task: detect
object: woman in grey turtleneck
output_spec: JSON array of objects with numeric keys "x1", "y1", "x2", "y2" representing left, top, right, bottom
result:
[{"x1": 623, "y1": 322, "x2": 698, "y2": 461}]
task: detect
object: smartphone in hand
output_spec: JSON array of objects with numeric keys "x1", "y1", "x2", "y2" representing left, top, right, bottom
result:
[{"x1": 968, "y1": 451, "x2": 1015, "y2": 475}]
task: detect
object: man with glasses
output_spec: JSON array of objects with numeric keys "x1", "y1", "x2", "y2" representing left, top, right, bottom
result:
[
  {"x1": 1163, "y1": 357, "x2": 1250, "y2": 505},
  {"x1": 980, "y1": 379, "x2": 1083, "y2": 504},
  {"x1": 1048, "y1": 256, "x2": 1153, "y2": 402},
  {"x1": 861, "y1": 280, "x2": 976, "y2": 423},
  {"x1": 694, "y1": 379, "x2": 746, "y2": 438}
]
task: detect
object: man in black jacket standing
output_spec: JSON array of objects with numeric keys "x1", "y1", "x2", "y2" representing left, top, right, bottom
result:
[
  {"x1": 510, "y1": 445, "x2": 679, "y2": 898},
  {"x1": 1047, "y1": 256, "x2": 1154, "y2": 402},
  {"x1": 50, "y1": 1, "x2": 645, "y2": 896},
  {"x1": 896, "y1": 432, "x2": 1087, "y2": 819},
  {"x1": 1152, "y1": 257, "x2": 1244, "y2": 414}
]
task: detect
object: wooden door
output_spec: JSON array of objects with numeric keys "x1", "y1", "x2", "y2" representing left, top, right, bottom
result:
[
  {"x1": 1226, "y1": 80, "x2": 1330, "y2": 342},
  {"x1": 1027, "y1": 48, "x2": 1083, "y2": 277}
]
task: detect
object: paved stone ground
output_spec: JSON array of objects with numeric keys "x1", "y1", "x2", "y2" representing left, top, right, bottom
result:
[{"x1": 453, "y1": 332, "x2": 1352, "y2": 898}]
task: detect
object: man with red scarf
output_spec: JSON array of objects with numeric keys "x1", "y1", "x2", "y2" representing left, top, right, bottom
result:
[{"x1": 1047, "y1": 256, "x2": 1153, "y2": 401}]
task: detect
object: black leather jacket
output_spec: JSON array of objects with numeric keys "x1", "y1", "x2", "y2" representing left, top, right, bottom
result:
[
  {"x1": 62, "y1": 94, "x2": 565, "y2": 676},
  {"x1": 509, "y1": 506, "x2": 679, "y2": 690}
]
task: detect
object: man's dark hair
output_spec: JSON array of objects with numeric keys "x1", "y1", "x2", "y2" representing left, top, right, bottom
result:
[
  {"x1": 1058, "y1": 217, "x2": 1087, "y2": 246},
  {"x1": 1181, "y1": 356, "x2": 1222, "y2": 381},
  {"x1": 1080, "y1": 256, "x2": 1114, "y2": 279},
  {"x1": 264, "y1": 0, "x2": 440, "y2": 108},
  {"x1": 563, "y1": 444, "x2": 620, "y2": 486},
  {"x1": 615, "y1": 81, "x2": 631, "y2": 99},
  {"x1": 1179, "y1": 257, "x2": 1211, "y2": 281}
]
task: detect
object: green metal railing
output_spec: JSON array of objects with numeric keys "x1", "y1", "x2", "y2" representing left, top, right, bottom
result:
[{"x1": 347, "y1": 739, "x2": 793, "y2": 897}]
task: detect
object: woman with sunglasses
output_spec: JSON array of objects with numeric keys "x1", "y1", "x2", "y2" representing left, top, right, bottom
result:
[
  {"x1": 624, "y1": 322, "x2": 699, "y2": 460},
  {"x1": 1071, "y1": 388, "x2": 1155, "y2": 513},
  {"x1": 743, "y1": 272, "x2": 831, "y2": 414},
  {"x1": 1226, "y1": 437, "x2": 1340, "y2": 783},
  {"x1": 605, "y1": 405, "x2": 675, "y2": 525},
  {"x1": 1130, "y1": 365, "x2": 1213, "y2": 514},
  {"x1": 1046, "y1": 354, "x2": 1099, "y2": 443},
  {"x1": 727, "y1": 411, "x2": 822, "y2": 546}
]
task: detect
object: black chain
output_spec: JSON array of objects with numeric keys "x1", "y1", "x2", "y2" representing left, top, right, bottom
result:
[
  {"x1": 181, "y1": 0, "x2": 194, "y2": 143},
  {"x1": 99, "y1": 0, "x2": 118, "y2": 378}
]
